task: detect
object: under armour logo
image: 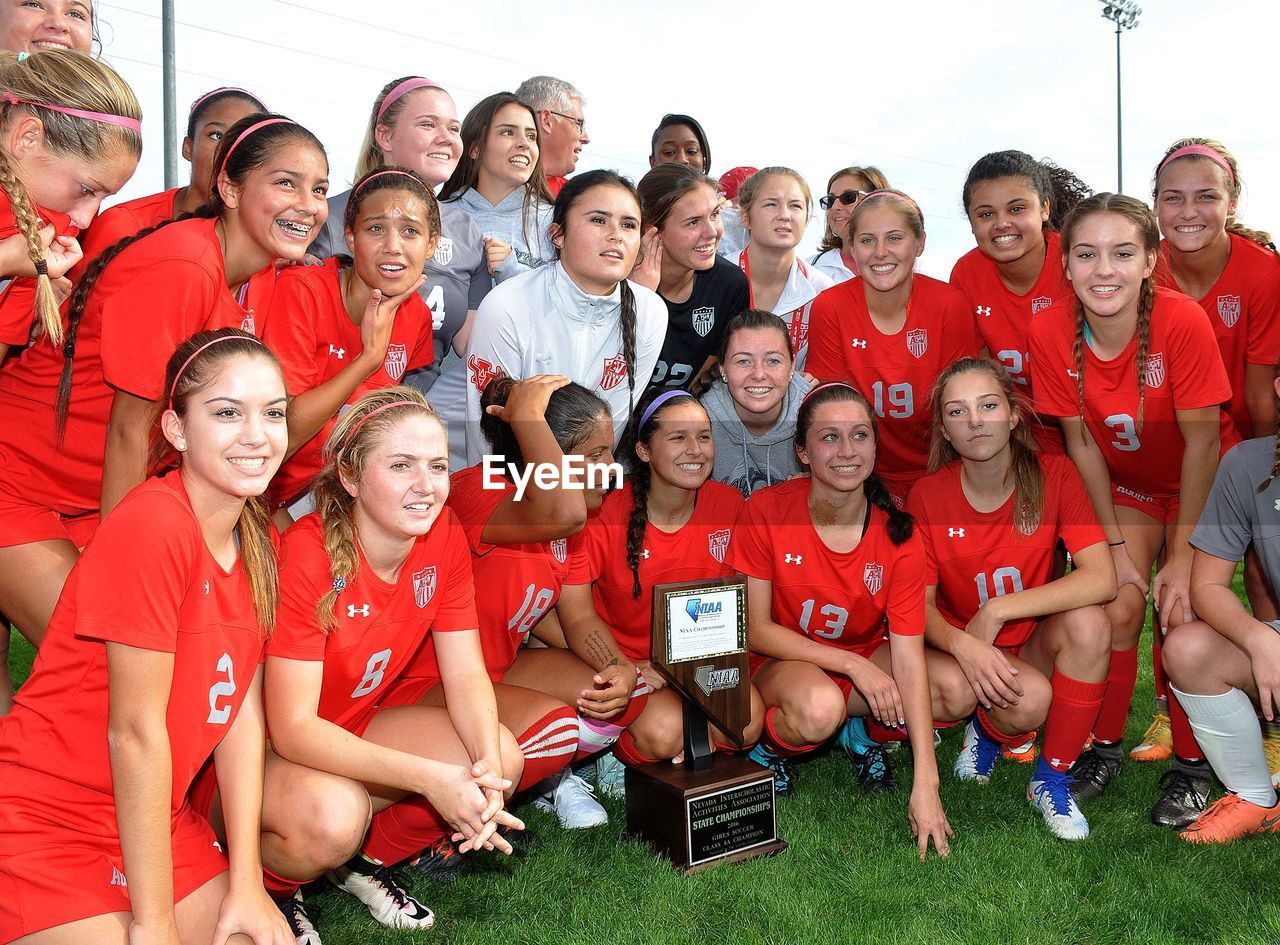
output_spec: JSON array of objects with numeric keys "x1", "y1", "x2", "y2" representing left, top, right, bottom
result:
[
  {"x1": 347, "y1": 604, "x2": 370, "y2": 618},
  {"x1": 329, "y1": 344, "x2": 346, "y2": 359},
  {"x1": 203, "y1": 580, "x2": 210, "y2": 595},
  {"x1": 850, "y1": 338, "x2": 868, "y2": 349},
  {"x1": 784, "y1": 553, "x2": 803, "y2": 565},
  {"x1": 948, "y1": 528, "x2": 965, "y2": 538},
  {"x1": 1066, "y1": 369, "x2": 1079, "y2": 379},
  {"x1": 641, "y1": 549, "x2": 650, "y2": 560},
  {"x1": 976, "y1": 306, "x2": 991, "y2": 317}
]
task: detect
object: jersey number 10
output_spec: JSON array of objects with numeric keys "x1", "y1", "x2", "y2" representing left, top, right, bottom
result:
[{"x1": 974, "y1": 566, "x2": 1025, "y2": 606}]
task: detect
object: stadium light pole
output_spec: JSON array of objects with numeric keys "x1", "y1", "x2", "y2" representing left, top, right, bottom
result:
[
  {"x1": 1099, "y1": 0, "x2": 1141, "y2": 194},
  {"x1": 162, "y1": 0, "x2": 178, "y2": 187}
]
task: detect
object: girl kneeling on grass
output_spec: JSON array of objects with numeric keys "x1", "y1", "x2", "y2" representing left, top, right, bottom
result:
[
  {"x1": 908, "y1": 357, "x2": 1115, "y2": 840},
  {"x1": 236, "y1": 388, "x2": 522, "y2": 940},
  {"x1": 734, "y1": 382, "x2": 961, "y2": 860}
]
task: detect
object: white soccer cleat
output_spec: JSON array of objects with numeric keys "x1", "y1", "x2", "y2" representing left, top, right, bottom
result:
[
  {"x1": 327, "y1": 863, "x2": 435, "y2": 930},
  {"x1": 954, "y1": 719, "x2": 1000, "y2": 784},
  {"x1": 279, "y1": 890, "x2": 323, "y2": 945},
  {"x1": 533, "y1": 770, "x2": 609, "y2": 828},
  {"x1": 1028, "y1": 775, "x2": 1090, "y2": 841},
  {"x1": 595, "y1": 752, "x2": 627, "y2": 799}
]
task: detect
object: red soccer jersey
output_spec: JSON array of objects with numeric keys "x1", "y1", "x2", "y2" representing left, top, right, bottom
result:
[
  {"x1": 573, "y1": 480, "x2": 743, "y2": 663},
  {"x1": 0, "y1": 473, "x2": 265, "y2": 837},
  {"x1": 77, "y1": 187, "x2": 181, "y2": 270},
  {"x1": 1029, "y1": 286, "x2": 1235, "y2": 500},
  {"x1": 731, "y1": 478, "x2": 925, "y2": 657},
  {"x1": 906, "y1": 455, "x2": 1105, "y2": 649},
  {"x1": 262, "y1": 260, "x2": 433, "y2": 504},
  {"x1": 1156, "y1": 234, "x2": 1280, "y2": 440},
  {"x1": 949, "y1": 232, "x2": 1070, "y2": 452},
  {"x1": 0, "y1": 217, "x2": 275, "y2": 516},
  {"x1": 268, "y1": 509, "x2": 477, "y2": 733},
  {"x1": 0, "y1": 189, "x2": 79, "y2": 345},
  {"x1": 445, "y1": 465, "x2": 590, "y2": 681},
  {"x1": 806, "y1": 273, "x2": 981, "y2": 491}
]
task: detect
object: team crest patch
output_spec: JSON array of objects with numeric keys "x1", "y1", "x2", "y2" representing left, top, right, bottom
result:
[
  {"x1": 550, "y1": 538, "x2": 567, "y2": 563},
  {"x1": 863, "y1": 562, "x2": 884, "y2": 595},
  {"x1": 433, "y1": 237, "x2": 453, "y2": 266},
  {"x1": 1217, "y1": 294, "x2": 1241, "y2": 328},
  {"x1": 1144, "y1": 353, "x2": 1166, "y2": 389},
  {"x1": 599, "y1": 354, "x2": 628, "y2": 391},
  {"x1": 413, "y1": 566, "x2": 437, "y2": 608},
  {"x1": 384, "y1": 343, "x2": 407, "y2": 381},
  {"x1": 708, "y1": 528, "x2": 730, "y2": 564},
  {"x1": 692, "y1": 306, "x2": 715, "y2": 338},
  {"x1": 906, "y1": 328, "x2": 928, "y2": 359},
  {"x1": 240, "y1": 314, "x2": 255, "y2": 334},
  {"x1": 1031, "y1": 296, "x2": 1053, "y2": 314},
  {"x1": 468, "y1": 354, "x2": 503, "y2": 392}
]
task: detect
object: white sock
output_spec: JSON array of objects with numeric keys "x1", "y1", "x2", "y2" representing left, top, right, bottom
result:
[{"x1": 1172, "y1": 685, "x2": 1278, "y2": 808}]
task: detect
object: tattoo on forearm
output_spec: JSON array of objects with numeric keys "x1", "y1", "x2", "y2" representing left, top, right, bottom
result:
[{"x1": 584, "y1": 631, "x2": 615, "y2": 670}]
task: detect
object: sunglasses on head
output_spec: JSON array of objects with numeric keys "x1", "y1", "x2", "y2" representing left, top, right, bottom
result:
[{"x1": 819, "y1": 189, "x2": 869, "y2": 210}]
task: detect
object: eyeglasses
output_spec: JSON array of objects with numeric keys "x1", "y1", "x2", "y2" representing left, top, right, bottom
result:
[
  {"x1": 819, "y1": 189, "x2": 869, "y2": 210},
  {"x1": 549, "y1": 111, "x2": 586, "y2": 134}
]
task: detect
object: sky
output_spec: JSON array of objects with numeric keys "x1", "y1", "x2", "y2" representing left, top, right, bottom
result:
[{"x1": 97, "y1": 0, "x2": 1280, "y2": 278}]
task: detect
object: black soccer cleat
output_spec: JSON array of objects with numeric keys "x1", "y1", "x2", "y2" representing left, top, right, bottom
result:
[
  {"x1": 1067, "y1": 747, "x2": 1123, "y2": 801},
  {"x1": 852, "y1": 744, "x2": 900, "y2": 794},
  {"x1": 1150, "y1": 769, "x2": 1212, "y2": 829}
]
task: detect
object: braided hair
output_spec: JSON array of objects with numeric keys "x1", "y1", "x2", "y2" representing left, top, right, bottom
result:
[
  {"x1": 1060, "y1": 193, "x2": 1160, "y2": 435},
  {"x1": 794, "y1": 382, "x2": 914, "y2": 545}
]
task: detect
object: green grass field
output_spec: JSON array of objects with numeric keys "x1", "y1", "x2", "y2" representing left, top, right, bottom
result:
[{"x1": 8, "y1": 578, "x2": 1280, "y2": 945}]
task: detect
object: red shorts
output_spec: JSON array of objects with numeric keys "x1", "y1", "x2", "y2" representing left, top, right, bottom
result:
[
  {"x1": 0, "y1": 486, "x2": 98, "y2": 549},
  {"x1": 1110, "y1": 483, "x2": 1179, "y2": 525},
  {"x1": 0, "y1": 798, "x2": 225, "y2": 941},
  {"x1": 748, "y1": 636, "x2": 889, "y2": 704}
]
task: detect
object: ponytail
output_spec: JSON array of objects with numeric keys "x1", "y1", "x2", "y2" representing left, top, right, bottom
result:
[
  {"x1": 0, "y1": 151, "x2": 61, "y2": 345},
  {"x1": 863, "y1": 473, "x2": 914, "y2": 545}
]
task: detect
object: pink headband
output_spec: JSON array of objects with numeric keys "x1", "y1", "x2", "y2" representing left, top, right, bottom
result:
[
  {"x1": 801, "y1": 381, "x2": 858, "y2": 407},
  {"x1": 217, "y1": 116, "x2": 294, "y2": 181},
  {"x1": 169, "y1": 335, "x2": 262, "y2": 409},
  {"x1": 861, "y1": 189, "x2": 922, "y2": 214},
  {"x1": 354, "y1": 168, "x2": 422, "y2": 194},
  {"x1": 345, "y1": 399, "x2": 423, "y2": 444},
  {"x1": 2, "y1": 93, "x2": 140, "y2": 134},
  {"x1": 376, "y1": 77, "x2": 440, "y2": 123},
  {"x1": 189, "y1": 86, "x2": 265, "y2": 116},
  {"x1": 1157, "y1": 144, "x2": 1236, "y2": 186}
]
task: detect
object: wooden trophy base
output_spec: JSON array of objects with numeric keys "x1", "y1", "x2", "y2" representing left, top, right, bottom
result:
[{"x1": 625, "y1": 754, "x2": 788, "y2": 874}]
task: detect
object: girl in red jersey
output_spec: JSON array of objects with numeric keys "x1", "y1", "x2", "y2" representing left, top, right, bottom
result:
[
  {"x1": 734, "y1": 382, "x2": 959, "y2": 858},
  {"x1": 806, "y1": 190, "x2": 981, "y2": 504},
  {"x1": 558, "y1": 388, "x2": 763, "y2": 772},
  {"x1": 950, "y1": 151, "x2": 1092, "y2": 453},
  {"x1": 0, "y1": 329, "x2": 291, "y2": 945},
  {"x1": 1029, "y1": 193, "x2": 1234, "y2": 827},
  {"x1": 908, "y1": 357, "x2": 1115, "y2": 840},
  {"x1": 811, "y1": 165, "x2": 889, "y2": 285},
  {"x1": 0, "y1": 114, "x2": 327, "y2": 654},
  {"x1": 263, "y1": 167, "x2": 435, "y2": 517},
  {"x1": 250, "y1": 388, "x2": 522, "y2": 938},
  {"x1": 0, "y1": 49, "x2": 140, "y2": 361},
  {"x1": 732, "y1": 167, "x2": 833, "y2": 370},
  {"x1": 75, "y1": 87, "x2": 267, "y2": 269}
]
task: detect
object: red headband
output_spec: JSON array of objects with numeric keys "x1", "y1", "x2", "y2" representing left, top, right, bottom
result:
[
  {"x1": 217, "y1": 117, "x2": 294, "y2": 181},
  {"x1": 376, "y1": 77, "x2": 440, "y2": 123},
  {"x1": 1156, "y1": 144, "x2": 1236, "y2": 187},
  {"x1": 169, "y1": 335, "x2": 262, "y2": 409},
  {"x1": 2, "y1": 93, "x2": 140, "y2": 134}
]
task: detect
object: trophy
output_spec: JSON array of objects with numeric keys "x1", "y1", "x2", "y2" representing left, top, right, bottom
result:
[{"x1": 624, "y1": 576, "x2": 787, "y2": 872}]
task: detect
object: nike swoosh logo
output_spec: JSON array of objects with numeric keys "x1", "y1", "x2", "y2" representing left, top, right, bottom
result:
[{"x1": 1261, "y1": 811, "x2": 1280, "y2": 829}]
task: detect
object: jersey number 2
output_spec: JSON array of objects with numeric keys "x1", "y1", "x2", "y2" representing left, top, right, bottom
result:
[{"x1": 206, "y1": 653, "x2": 237, "y2": 725}]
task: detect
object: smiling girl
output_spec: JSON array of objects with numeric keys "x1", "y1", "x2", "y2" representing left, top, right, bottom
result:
[
  {"x1": 807, "y1": 190, "x2": 980, "y2": 505},
  {"x1": 950, "y1": 151, "x2": 1091, "y2": 452},
  {"x1": 0, "y1": 328, "x2": 291, "y2": 945},
  {"x1": 452, "y1": 170, "x2": 667, "y2": 466},
  {"x1": 263, "y1": 167, "x2": 435, "y2": 514},
  {"x1": 310, "y1": 77, "x2": 490, "y2": 396},
  {"x1": 0, "y1": 0, "x2": 93, "y2": 54},
  {"x1": 648, "y1": 113, "x2": 710, "y2": 173},
  {"x1": 0, "y1": 114, "x2": 326, "y2": 655},
  {"x1": 734, "y1": 383, "x2": 959, "y2": 858},
  {"x1": 633, "y1": 162, "x2": 749, "y2": 391},
  {"x1": 439, "y1": 92, "x2": 554, "y2": 284},
  {"x1": 699, "y1": 309, "x2": 813, "y2": 496},
  {"x1": 1029, "y1": 193, "x2": 1235, "y2": 826},
  {"x1": 811, "y1": 165, "x2": 889, "y2": 285},
  {"x1": 733, "y1": 167, "x2": 833, "y2": 370},
  {"x1": 909, "y1": 358, "x2": 1115, "y2": 840}
]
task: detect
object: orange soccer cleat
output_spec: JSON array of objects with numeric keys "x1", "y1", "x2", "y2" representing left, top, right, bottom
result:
[
  {"x1": 1179, "y1": 793, "x2": 1280, "y2": 844},
  {"x1": 1129, "y1": 712, "x2": 1172, "y2": 762},
  {"x1": 1004, "y1": 732, "x2": 1038, "y2": 764}
]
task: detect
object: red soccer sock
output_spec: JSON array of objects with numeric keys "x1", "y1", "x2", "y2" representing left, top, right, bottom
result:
[
  {"x1": 613, "y1": 729, "x2": 660, "y2": 768},
  {"x1": 1092, "y1": 647, "x2": 1139, "y2": 745},
  {"x1": 762, "y1": 706, "x2": 820, "y2": 758},
  {"x1": 361, "y1": 795, "x2": 451, "y2": 868},
  {"x1": 262, "y1": 863, "x2": 302, "y2": 901},
  {"x1": 1040, "y1": 670, "x2": 1107, "y2": 772},
  {"x1": 865, "y1": 717, "x2": 910, "y2": 744},
  {"x1": 975, "y1": 706, "x2": 1034, "y2": 749},
  {"x1": 1168, "y1": 690, "x2": 1204, "y2": 763},
  {"x1": 516, "y1": 706, "x2": 579, "y2": 792},
  {"x1": 1153, "y1": 634, "x2": 1169, "y2": 702}
]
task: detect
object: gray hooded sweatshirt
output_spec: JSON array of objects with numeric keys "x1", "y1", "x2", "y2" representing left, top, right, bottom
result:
[{"x1": 701, "y1": 373, "x2": 812, "y2": 498}]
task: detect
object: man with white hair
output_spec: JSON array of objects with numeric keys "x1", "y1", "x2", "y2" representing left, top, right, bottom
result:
[{"x1": 515, "y1": 75, "x2": 589, "y2": 196}]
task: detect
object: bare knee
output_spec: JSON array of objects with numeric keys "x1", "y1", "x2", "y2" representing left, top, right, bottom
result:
[
  {"x1": 275, "y1": 776, "x2": 371, "y2": 871},
  {"x1": 1162, "y1": 621, "x2": 1224, "y2": 691},
  {"x1": 1106, "y1": 589, "x2": 1148, "y2": 648},
  {"x1": 498, "y1": 724, "x2": 524, "y2": 795},
  {"x1": 780, "y1": 685, "x2": 846, "y2": 744},
  {"x1": 1062, "y1": 605, "x2": 1113, "y2": 662},
  {"x1": 930, "y1": 663, "x2": 977, "y2": 722},
  {"x1": 742, "y1": 685, "x2": 765, "y2": 745}
]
